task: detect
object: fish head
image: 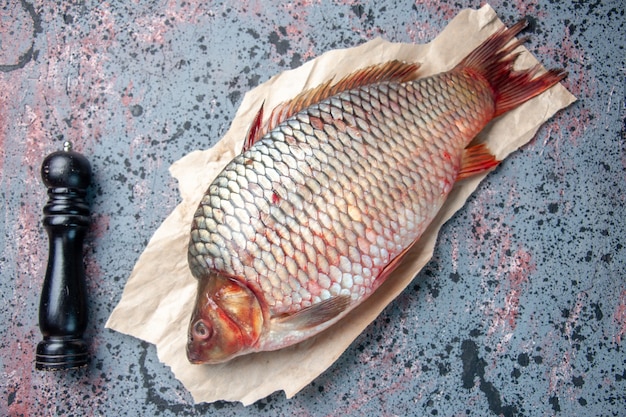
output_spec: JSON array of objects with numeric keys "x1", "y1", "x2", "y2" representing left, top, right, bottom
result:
[{"x1": 187, "y1": 273, "x2": 264, "y2": 364}]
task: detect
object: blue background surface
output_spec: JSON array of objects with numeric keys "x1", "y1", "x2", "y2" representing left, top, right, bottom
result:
[{"x1": 1, "y1": 1, "x2": 624, "y2": 415}]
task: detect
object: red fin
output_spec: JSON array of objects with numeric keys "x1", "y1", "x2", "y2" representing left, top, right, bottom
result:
[
  {"x1": 272, "y1": 295, "x2": 351, "y2": 330},
  {"x1": 374, "y1": 225, "x2": 432, "y2": 287},
  {"x1": 242, "y1": 102, "x2": 265, "y2": 152},
  {"x1": 456, "y1": 143, "x2": 500, "y2": 181},
  {"x1": 456, "y1": 19, "x2": 567, "y2": 117},
  {"x1": 375, "y1": 244, "x2": 414, "y2": 284},
  {"x1": 259, "y1": 61, "x2": 421, "y2": 140}
]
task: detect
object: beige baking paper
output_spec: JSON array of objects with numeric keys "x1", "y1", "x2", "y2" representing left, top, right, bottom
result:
[{"x1": 106, "y1": 4, "x2": 576, "y2": 405}]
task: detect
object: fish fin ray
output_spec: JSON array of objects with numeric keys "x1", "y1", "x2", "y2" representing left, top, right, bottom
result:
[
  {"x1": 272, "y1": 295, "x2": 352, "y2": 330},
  {"x1": 324, "y1": 60, "x2": 421, "y2": 97},
  {"x1": 242, "y1": 102, "x2": 265, "y2": 152},
  {"x1": 376, "y1": 241, "x2": 416, "y2": 284},
  {"x1": 456, "y1": 19, "x2": 567, "y2": 117},
  {"x1": 456, "y1": 143, "x2": 500, "y2": 181},
  {"x1": 259, "y1": 61, "x2": 421, "y2": 138}
]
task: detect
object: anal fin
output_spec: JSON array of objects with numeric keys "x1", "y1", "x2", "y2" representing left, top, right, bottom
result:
[
  {"x1": 272, "y1": 295, "x2": 352, "y2": 330},
  {"x1": 456, "y1": 143, "x2": 500, "y2": 181}
]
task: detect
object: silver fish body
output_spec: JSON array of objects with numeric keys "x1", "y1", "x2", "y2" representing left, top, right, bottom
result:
[
  {"x1": 189, "y1": 73, "x2": 491, "y2": 313},
  {"x1": 186, "y1": 20, "x2": 566, "y2": 363}
]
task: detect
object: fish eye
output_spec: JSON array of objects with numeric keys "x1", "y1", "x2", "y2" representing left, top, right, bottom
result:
[{"x1": 192, "y1": 321, "x2": 213, "y2": 340}]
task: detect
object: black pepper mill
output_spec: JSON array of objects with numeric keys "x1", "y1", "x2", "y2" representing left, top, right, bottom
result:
[{"x1": 36, "y1": 141, "x2": 91, "y2": 370}]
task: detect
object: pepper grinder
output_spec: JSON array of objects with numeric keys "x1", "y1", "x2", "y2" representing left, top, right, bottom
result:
[{"x1": 36, "y1": 141, "x2": 91, "y2": 370}]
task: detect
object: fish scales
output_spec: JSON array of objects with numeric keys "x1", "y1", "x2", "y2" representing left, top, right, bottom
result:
[
  {"x1": 186, "y1": 21, "x2": 567, "y2": 363},
  {"x1": 188, "y1": 70, "x2": 493, "y2": 311}
]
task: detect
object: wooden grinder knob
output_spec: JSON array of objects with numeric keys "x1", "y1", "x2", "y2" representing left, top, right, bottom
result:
[{"x1": 36, "y1": 141, "x2": 91, "y2": 370}]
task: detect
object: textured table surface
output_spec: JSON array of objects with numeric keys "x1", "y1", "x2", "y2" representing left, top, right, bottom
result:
[{"x1": 1, "y1": 1, "x2": 624, "y2": 416}]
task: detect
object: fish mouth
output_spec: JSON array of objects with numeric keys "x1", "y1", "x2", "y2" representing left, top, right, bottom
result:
[
  {"x1": 186, "y1": 344, "x2": 204, "y2": 364},
  {"x1": 186, "y1": 320, "x2": 209, "y2": 364},
  {"x1": 186, "y1": 340, "x2": 230, "y2": 365},
  {"x1": 186, "y1": 273, "x2": 266, "y2": 364},
  {"x1": 186, "y1": 334, "x2": 215, "y2": 364}
]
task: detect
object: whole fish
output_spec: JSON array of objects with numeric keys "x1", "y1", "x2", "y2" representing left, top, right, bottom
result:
[{"x1": 186, "y1": 20, "x2": 566, "y2": 364}]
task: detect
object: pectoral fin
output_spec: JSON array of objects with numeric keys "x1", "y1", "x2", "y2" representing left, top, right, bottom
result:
[{"x1": 272, "y1": 295, "x2": 352, "y2": 330}]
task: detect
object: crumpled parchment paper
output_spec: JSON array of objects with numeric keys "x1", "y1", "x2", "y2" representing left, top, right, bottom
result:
[{"x1": 106, "y1": 4, "x2": 576, "y2": 405}]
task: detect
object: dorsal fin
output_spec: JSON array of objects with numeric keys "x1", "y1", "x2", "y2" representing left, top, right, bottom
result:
[
  {"x1": 242, "y1": 101, "x2": 265, "y2": 152},
  {"x1": 244, "y1": 60, "x2": 421, "y2": 150}
]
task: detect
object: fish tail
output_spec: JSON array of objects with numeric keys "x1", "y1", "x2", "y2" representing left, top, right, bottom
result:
[{"x1": 456, "y1": 19, "x2": 567, "y2": 118}]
